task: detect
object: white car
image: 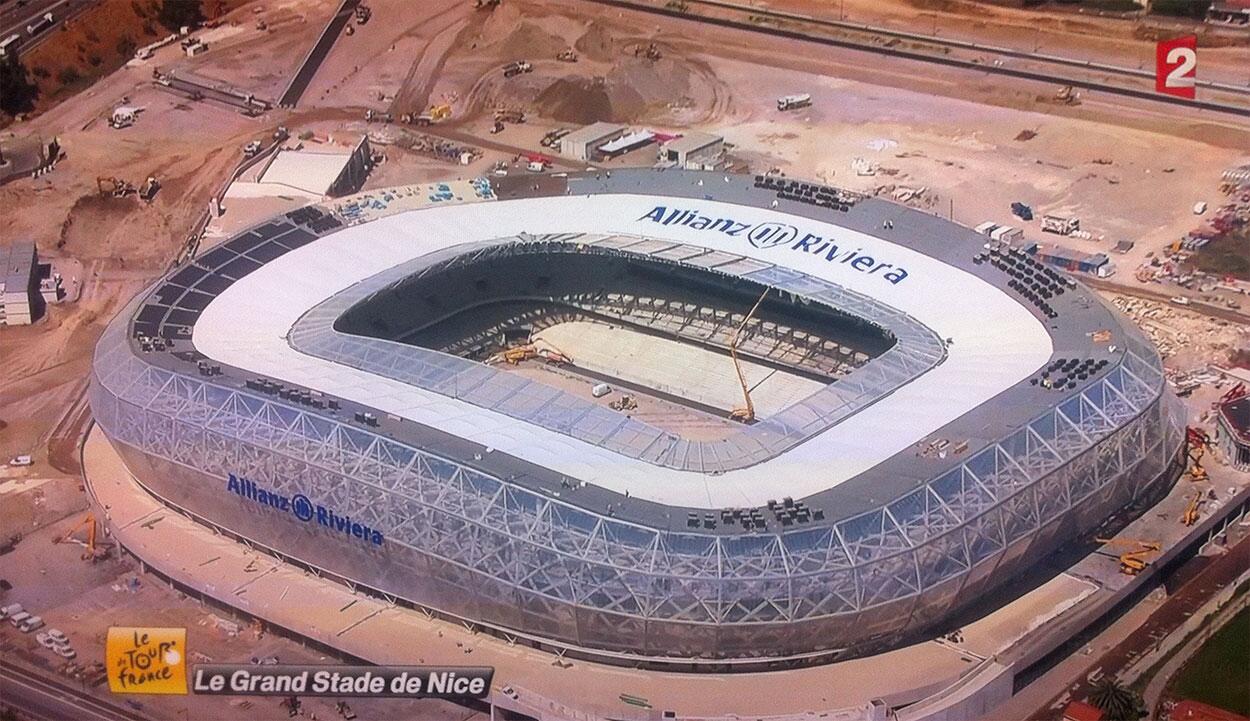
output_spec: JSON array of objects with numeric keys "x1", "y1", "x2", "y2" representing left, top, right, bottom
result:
[
  {"x1": 36, "y1": 632, "x2": 58, "y2": 649},
  {"x1": 53, "y1": 644, "x2": 76, "y2": 659},
  {"x1": 47, "y1": 628, "x2": 68, "y2": 646}
]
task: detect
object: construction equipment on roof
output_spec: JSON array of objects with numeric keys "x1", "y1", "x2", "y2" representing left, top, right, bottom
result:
[
  {"x1": 1181, "y1": 491, "x2": 1203, "y2": 527},
  {"x1": 1094, "y1": 537, "x2": 1162, "y2": 576},
  {"x1": 729, "y1": 289, "x2": 768, "y2": 423},
  {"x1": 1186, "y1": 426, "x2": 1211, "y2": 482},
  {"x1": 54, "y1": 514, "x2": 107, "y2": 561}
]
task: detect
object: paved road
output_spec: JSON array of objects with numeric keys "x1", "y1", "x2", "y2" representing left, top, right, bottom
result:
[
  {"x1": 1027, "y1": 529, "x2": 1250, "y2": 720},
  {"x1": 0, "y1": 0, "x2": 94, "y2": 58},
  {"x1": 0, "y1": 653, "x2": 151, "y2": 721},
  {"x1": 278, "y1": 0, "x2": 361, "y2": 108},
  {"x1": 675, "y1": 0, "x2": 1250, "y2": 96},
  {"x1": 582, "y1": 0, "x2": 1250, "y2": 119},
  {"x1": 1083, "y1": 277, "x2": 1250, "y2": 325},
  {"x1": 420, "y1": 124, "x2": 586, "y2": 170}
]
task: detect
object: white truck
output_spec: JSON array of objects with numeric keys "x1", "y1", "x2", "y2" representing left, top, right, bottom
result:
[
  {"x1": 777, "y1": 93, "x2": 812, "y2": 111},
  {"x1": 989, "y1": 225, "x2": 1023, "y2": 244},
  {"x1": 1041, "y1": 214, "x2": 1080, "y2": 236},
  {"x1": 26, "y1": 12, "x2": 54, "y2": 37},
  {"x1": 0, "y1": 33, "x2": 20, "y2": 58},
  {"x1": 502, "y1": 60, "x2": 533, "y2": 78}
]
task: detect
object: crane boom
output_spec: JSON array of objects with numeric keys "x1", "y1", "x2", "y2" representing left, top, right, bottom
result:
[{"x1": 729, "y1": 289, "x2": 769, "y2": 422}]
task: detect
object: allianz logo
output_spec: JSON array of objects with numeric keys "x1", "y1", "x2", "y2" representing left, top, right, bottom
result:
[
  {"x1": 226, "y1": 473, "x2": 384, "y2": 546},
  {"x1": 638, "y1": 206, "x2": 909, "y2": 285}
]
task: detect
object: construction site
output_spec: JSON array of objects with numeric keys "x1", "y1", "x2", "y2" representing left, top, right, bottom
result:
[{"x1": 1, "y1": 0, "x2": 1248, "y2": 720}]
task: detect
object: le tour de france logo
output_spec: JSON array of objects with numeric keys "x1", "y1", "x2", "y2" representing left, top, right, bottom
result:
[
  {"x1": 106, "y1": 627, "x2": 189, "y2": 695},
  {"x1": 747, "y1": 222, "x2": 799, "y2": 249}
]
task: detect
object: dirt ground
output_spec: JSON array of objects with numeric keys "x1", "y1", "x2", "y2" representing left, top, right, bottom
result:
[{"x1": 0, "y1": 0, "x2": 1248, "y2": 715}]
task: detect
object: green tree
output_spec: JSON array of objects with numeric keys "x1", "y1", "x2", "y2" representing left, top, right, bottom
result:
[
  {"x1": 1089, "y1": 678, "x2": 1145, "y2": 721},
  {"x1": 0, "y1": 56, "x2": 38, "y2": 116},
  {"x1": 156, "y1": 0, "x2": 204, "y2": 33}
]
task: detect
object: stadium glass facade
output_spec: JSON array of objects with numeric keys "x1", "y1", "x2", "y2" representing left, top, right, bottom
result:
[{"x1": 91, "y1": 281, "x2": 1184, "y2": 666}]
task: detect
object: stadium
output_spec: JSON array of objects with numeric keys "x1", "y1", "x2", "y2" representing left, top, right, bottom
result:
[{"x1": 89, "y1": 168, "x2": 1185, "y2": 669}]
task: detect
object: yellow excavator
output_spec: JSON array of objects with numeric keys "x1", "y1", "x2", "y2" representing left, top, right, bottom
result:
[
  {"x1": 1094, "y1": 537, "x2": 1161, "y2": 576},
  {"x1": 729, "y1": 289, "x2": 769, "y2": 423},
  {"x1": 55, "y1": 514, "x2": 106, "y2": 561},
  {"x1": 1182, "y1": 490, "x2": 1203, "y2": 527}
]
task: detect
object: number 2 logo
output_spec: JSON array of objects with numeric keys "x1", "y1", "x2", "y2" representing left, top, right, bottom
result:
[{"x1": 1156, "y1": 36, "x2": 1197, "y2": 100}]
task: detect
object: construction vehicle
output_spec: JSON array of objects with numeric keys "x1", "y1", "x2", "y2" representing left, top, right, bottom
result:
[
  {"x1": 407, "y1": 103, "x2": 452, "y2": 126},
  {"x1": 1041, "y1": 214, "x2": 1080, "y2": 236},
  {"x1": 1182, "y1": 491, "x2": 1203, "y2": 527},
  {"x1": 1054, "y1": 85, "x2": 1080, "y2": 105},
  {"x1": 139, "y1": 177, "x2": 161, "y2": 202},
  {"x1": 502, "y1": 60, "x2": 533, "y2": 78},
  {"x1": 729, "y1": 289, "x2": 769, "y2": 423},
  {"x1": 55, "y1": 514, "x2": 107, "y2": 561},
  {"x1": 540, "y1": 128, "x2": 571, "y2": 148},
  {"x1": 355, "y1": 5, "x2": 372, "y2": 24},
  {"x1": 777, "y1": 93, "x2": 812, "y2": 111},
  {"x1": 109, "y1": 106, "x2": 141, "y2": 129},
  {"x1": 364, "y1": 109, "x2": 393, "y2": 123},
  {"x1": 0, "y1": 33, "x2": 20, "y2": 59},
  {"x1": 1011, "y1": 201, "x2": 1033, "y2": 221},
  {"x1": 609, "y1": 395, "x2": 638, "y2": 412},
  {"x1": 494, "y1": 107, "x2": 525, "y2": 124},
  {"x1": 474, "y1": 0, "x2": 501, "y2": 8},
  {"x1": 490, "y1": 121, "x2": 505, "y2": 134},
  {"x1": 26, "y1": 12, "x2": 54, "y2": 37},
  {"x1": 1094, "y1": 537, "x2": 1162, "y2": 576},
  {"x1": 243, "y1": 140, "x2": 263, "y2": 157},
  {"x1": 539, "y1": 348, "x2": 572, "y2": 366},
  {"x1": 96, "y1": 176, "x2": 135, "y2": 197},
  {"x1": 557, "y1": 48, "x2": 578, "y2": 62},
  {"x1": 486, "y1": 345, "x2": 537, "y2": 365},
  {"x1": 636, "y1": 43, "x2": 661, "y2": 60}
]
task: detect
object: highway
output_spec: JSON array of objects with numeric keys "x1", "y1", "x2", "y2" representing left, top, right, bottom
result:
[
  {"x1": 0, "y1": 0, "x2": 95, "y2": 59},
  {"x1": 0, "y1": 652, "x2": 151, "y2": 721},
  {"x1": 672, "y1": 0, "x2": 1250, "y2": 96},
  {"x1": 581, "y1": 0, "x2": 1250, "y2": 119}
]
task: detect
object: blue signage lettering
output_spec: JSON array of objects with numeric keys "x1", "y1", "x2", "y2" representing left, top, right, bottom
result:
[
  {"x1": 226, "y1": 473, "x2": 384, "y2": 546},
  {"x1": 638, "y1": 206, "x2": 909, "y2": 285}
]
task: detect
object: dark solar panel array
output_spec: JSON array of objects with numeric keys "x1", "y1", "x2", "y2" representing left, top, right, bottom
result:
[
  {"x1": 131, "y1": 208, "x2": 344, "y2": 349},
  {"x1": 754, "y1": 175, "x2": 858, "y2": 212},
  {"x1": 973, "y1": 244, "x2": 1069, "y2": 320},
  {"x1": 1030, "y1": 357, "x2": 1110, "y2": 391}
]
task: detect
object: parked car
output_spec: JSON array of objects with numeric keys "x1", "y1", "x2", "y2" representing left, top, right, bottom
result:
[
  {"x1": 17, "y1": 614, "x2": 44, "y2": 632},
  {"x1": 54, "y1": 644, "x2": 76, "y2": 659},
  {"x1": 36, "y1": 631, "x2": 58, "y2": 649},
  {"x1": 0, "y1": 603, "x2": 23, "y2": 621}
]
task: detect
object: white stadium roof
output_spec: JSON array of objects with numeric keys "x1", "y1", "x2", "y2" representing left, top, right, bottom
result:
[{"x1": 194, "y1": 194, "x2": 1053, "y2": 508}]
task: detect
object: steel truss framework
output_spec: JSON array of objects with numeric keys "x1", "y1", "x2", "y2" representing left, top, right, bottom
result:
[{"x1": 91, "y1": 282, "x2": 1184, "y2": 660}]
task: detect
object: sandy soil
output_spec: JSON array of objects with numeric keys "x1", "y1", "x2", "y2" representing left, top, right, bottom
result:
[
  {"x1": 768, "y1": 0, "x2": 1250, "y2": 81},
  {"x1": 0, "y1": 0, "x2": 1246, "y2": 713}
]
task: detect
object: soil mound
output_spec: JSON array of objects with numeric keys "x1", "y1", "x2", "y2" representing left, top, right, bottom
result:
[
  {"x1": 534, "y1": 78, "x2": 618, "y2": 123},
  {"x1": 486, "y1": 17, "x2": 567, "y2": 59},
  {"x1": 574, "y1": 21, "x2": 615, "y2": 61}
]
